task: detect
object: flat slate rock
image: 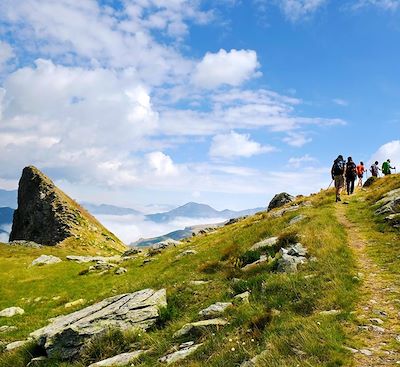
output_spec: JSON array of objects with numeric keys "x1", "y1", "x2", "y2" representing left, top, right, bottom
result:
[
  {"x1": 240, "y1": 350, "x2": 269, "y2": 367},
  {"x1": 31, "y1": 254, "x2": 62, "y2": 266},
  {"x1": 250, "y1": 237, "x2": 278, "y2": 251},
  {"x1": 88, "y1": 350, "x2": 147, "y2": 367},
  {"x1": 198, "y1": 302, "x2": 232, "y2": 317},
  {"x1": 173, "y1": 318, "x2": 228, "y2": 338},
  {"x1": 241, "y1": 255, "x2": 268, "y2": 271},
  {"x1": 160, "y1": 342, "x2": 203, "y2": 364},
  {"x1": 30, "y1": 288, "x2": 166, "y2": 360}
]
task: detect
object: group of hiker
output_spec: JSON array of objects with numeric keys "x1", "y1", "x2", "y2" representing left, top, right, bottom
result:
[{"x1": 331, "y1": 155, "x2": 396, "y2": 202}]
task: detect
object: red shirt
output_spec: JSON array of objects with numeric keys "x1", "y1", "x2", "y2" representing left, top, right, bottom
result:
[{"x1": 356, "y1": 165, "x2": 365, "y2": 175}]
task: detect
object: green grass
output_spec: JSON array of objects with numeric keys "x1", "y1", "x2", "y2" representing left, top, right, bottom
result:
[{"x1": 0, "y1": 186, "x2": 366, "y2": 367}]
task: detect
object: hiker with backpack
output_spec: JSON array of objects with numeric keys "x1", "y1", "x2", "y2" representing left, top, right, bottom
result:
[
  {"x1": 370, "y1": 161, "x2": 381, "y2": 177},
  {"x1": 345, "y1": 157, "x2": 357, "y2": 195},
  {"x1": 331, "y1": 155, "x2": 346, "y2": 202},
  {"x1": 382, "y1": 159, "x2": 396, "y2": 176},
  {"x1": 356, "y1": 161, "x2": 365, "y2": 187}
]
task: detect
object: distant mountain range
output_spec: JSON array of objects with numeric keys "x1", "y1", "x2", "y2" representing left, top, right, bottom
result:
[
  {"x1": 81, "y1": 202, "x2": 142, "y2": 216},
  {"x1": 0, "y1": 207, "x2": 14, "y2": 238},
  {"x1": 145, "y1": 202, "x2": 263, "y2": 223}
]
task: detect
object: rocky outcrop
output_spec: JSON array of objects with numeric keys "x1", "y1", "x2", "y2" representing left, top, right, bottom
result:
[
  {"x1": 375, "y1": 188, "x2": 400, "y2": 215},
  {"x1": 9, "y1": 166, "x2": 125, "y2": 251},
  {"x1": 267, "y1": 193, "x2": 294, "y2": 212},
  {"x1": 31, "y1": 255, "x2": 62, "y2": 266},
  {"x1": 30, "y1": 288, "x2": 166, "y2": 360}
]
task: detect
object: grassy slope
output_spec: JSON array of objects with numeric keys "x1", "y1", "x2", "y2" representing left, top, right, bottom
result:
[{"x1": 0, "y1": 186, "x2": 367, "y2": 367}]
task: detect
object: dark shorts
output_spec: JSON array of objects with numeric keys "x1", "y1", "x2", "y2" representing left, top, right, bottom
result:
[{"x1": 358, "y1": 175, "x2": 363, "y2": 179}]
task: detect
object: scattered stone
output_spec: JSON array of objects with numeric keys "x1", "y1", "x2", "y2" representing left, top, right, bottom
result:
[
  {"x1": 159, "y1": 342, "x2": 203, "y2": 364},
  {"x1": 289, "y1": 215, "x2": 307, "y2": 225},
  {"x1": 27, "y1": 356, "x2": 47, "y2": 367},
  {"x1": 267, "y1": 193, "x2": 294, "y2": 211},
  {"x1": 277, "y1": 244, "x2": 308, "y2": 273},
  {"x1": 234, "y1": 291, "x2": 250, "y2": 304},
  {"x1": 52, "y1": 296, "x2": 61, "y2": 301},
  {"x1": 121, "y1": 248, "x2": 141, "y2": 257},
  {"x1": 30, "y1": 289, "x2": 166, "y2": 360},
  {"x1": 88, "y1": 350, "x2": 147, "y2": 367},
  {"x1": 114, "y1": 267, "x2": 127, "y2": 275},
  {"x1": 199, "y1": 302, "x2": 232, "y2": 317},
  {"x1": 370, "y1": 318, "x2": 384, "y2": 325},
  {"x1": 88, "y1": 262, "x2": 117, "y2": 272},
  {"x1": 0, "y1": 325, "x2": 17, "y2": 333},
  {"x1": 240, "y1": 350, "x2": 269, "y2": 367},
  {"x1": 30, "y1": 255, "x2": 62, "y2": 266},
  {"x1": 142, "y1": 258, "x2": 153, "y2": 265},
  {"x1": 66, "y1": 255, "x2": 120, "y2": 264},
  {"x1": 270, "y1": 205, "x2": 300, "y2": 218},
  {"x1": 225, "y1": 217, "x2": 247, "y2": 226},
  {"x1": 360, "y1": 349, "x2": 373, "y2": 356},
  {"x1": 151, "y1": 239, "x2": 180, "y2": 250},
  {"x1": 373, "y1": 309, "x2": 388, "y2": 317},
  {"x1": 173, "y1": 318, "x2": 228, "y2": 338},
  {"x1": 64, "y1": 299, "x2": 86, "y2": 309},
  {"x1": 0, "y1": 307, "x2": 25, "y2": 318},
  {"x1": 344, "y1": 346, "x2": 358, "y2": 354},
  {"x1": 6, "y1": 339, "x2": 30, "y2": 351},
  {"x1": 385, "y1": 213, "x2": 400, "y2": 227},
  {"x1": 250, "y1": 237, "x2": 278, "y2": 251},
  {"x1": 319, "y1": 310, "x2": 341, "y2": 316},
  {"x1": 241, "y1": 255, "x2": 268, "y2": 271},
  {"x1": 34, "y1": 297, "x2": 42, "y2": 303},
  {"x1": 177, "y1": 249, "x2": 198, "y2": 258},
  {"x1": 7, "y1": 240, "x2": 42, "y2": 248}
]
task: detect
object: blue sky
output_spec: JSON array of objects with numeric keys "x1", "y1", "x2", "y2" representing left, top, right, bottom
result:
[{"x1": 0, "y1": 0, "x2": 399, "y2": 211}]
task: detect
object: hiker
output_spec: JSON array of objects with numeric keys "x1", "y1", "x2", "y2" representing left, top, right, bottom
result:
[
  {"x1": 356, "y1": 161, "x2": 365, "y2": 187},
  {"x1": 370, "y1": 161, "x2": 381, "y2": 177},
  {"x1": 345, "y1": 156, "x2": 357, "y2": 195},
  {"x1": 331, "y1": 155, "x2": 346, "y2": 202},
  {"x1": 382, "y1": 159, "x2": 396, "y2": 176}
]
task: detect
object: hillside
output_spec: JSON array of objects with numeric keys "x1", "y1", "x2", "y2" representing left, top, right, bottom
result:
[{"x1": 0, "y1": 174, "x2": 399, "y2": 366}]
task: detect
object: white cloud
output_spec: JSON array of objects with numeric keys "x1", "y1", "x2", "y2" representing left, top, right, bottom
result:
[
  {"x1": 351, "y1": 0, "x2": 400, "y2": 11},
  {"x1": 209, "y1": 131, "x2": 275, "y2": 159},
  {"x1": 0, "y1": 41, "x2": 15, "y2": 72},
  {"x1": 288, "y1": 154, "x2": 317, "y2": 168},
  {"x1": 283, "y1": 131, "x2": 312, "y2": 147},
  {"x1": 277, "y1": 0, "x2": 327, "y2": 21},
  {"x1": 192, "y1": 49, "x2": 260, "y2": 89},
  {"x1": 146, "y1": 151, "x2": 180, "y2": 176},
  {"x1": 370, "y1": 140, "x2": 400, "y2": 168},
  {"x1": 333, "y1": 98, "x2": 349, "y2": 106}
]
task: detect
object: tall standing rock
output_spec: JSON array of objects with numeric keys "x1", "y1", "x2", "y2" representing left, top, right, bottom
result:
[{"x1": 9, "y1": 166, "x2": 125, "y2": 251}]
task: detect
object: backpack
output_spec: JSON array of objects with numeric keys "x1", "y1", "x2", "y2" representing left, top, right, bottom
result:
[
  {"x1": 370, "y1": 164, "x2": 378, "y2": 176},
  {"x1": 382, "y1": 161, "x2": 390, "y2": 174},
  {"x1": 346, "y1": 162, "x2": 357, "y2": 178},
  {"x1": 332, "y1": 159, "x2": 345, "y2": 175}
]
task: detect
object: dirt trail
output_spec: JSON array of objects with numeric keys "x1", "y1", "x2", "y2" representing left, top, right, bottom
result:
[{"x1": 336, "y1": 204, "x2": 400, "y2": 367}]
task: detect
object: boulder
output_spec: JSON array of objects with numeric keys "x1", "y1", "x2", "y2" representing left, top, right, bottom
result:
[
  {"x1": 159, "y1": 342, "x2": 203, "y2": 364},
  {"x1": 267, "y1": 193, "x2": 294, "y2": 212},
  {"x1": 173, "y1": 318, "x2": 228, "y2": 338},
  {"x1": 121, "y1": 248, "x2": 141, "y2": 257},
  {"x1": 0, "y1": 306, "x2": 25, "y2": 317},
  {"x1": 224, "y1": 216, "x2": 247, "y2": 226},
  {"x1": 177, "y1": 249, "x2": 198, "y2": 258},
  {"x1": 30, "y1": 288, "x2": 167, "y2": 360},
  {"x1": 385, "y1": 213, "x2": 400, "y2": 227},
  {"x1": 198, "y1": 302, "x2": 232, "y2": 318},
  {"x1": 363, "y1": 176, "x2": 377, "y2": 187},
  {"x1": 375, "y1": 188, "x2": 400, "y2": 215},
  {"x1": 31, "y1": 255, "x2": 62, "y2": 266},
  {"x1": 151, "y1": 239, "x2": 180, "y2": 250},
  {"x1": 250, "y1": 237, "x2": 278, "y2": 251},
  {"x1": 114, "y1": 267, "x2": 127, "y2": 275},
  {"x1": 88, "y1": 350, "x2": 147, "y2": 367},
  {"x1": 88, "y1": 262, "x2": 117, "y2": 272}
]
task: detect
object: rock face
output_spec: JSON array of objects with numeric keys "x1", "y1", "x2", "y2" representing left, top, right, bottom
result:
[
  {"x1": 267, "y1": 193, "x2": 294, "y2": 212},
  {"x1": 9, "y1": 166, "x2": 125, "y2": 251},
  {"x1": 30, "y1": 288, "x2": 166, "y2": 360}
]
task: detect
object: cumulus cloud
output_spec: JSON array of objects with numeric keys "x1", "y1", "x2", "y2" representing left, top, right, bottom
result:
[
  {"x1": 209, "y1": 131, "x2": 275, "y2": 159},
  {"x1": 283, "y1": 131, "x2": 312, "y2": 147},
  {"x1": 0, "y1": 41, "x2": 14, "y2": 72},
  {"x1": 288, "y1": 154, "x2": 317, "y2": 168},
  {"x1": 370, "y1": 140, "x2": 400, "y2": 168},
  {"x1": 192, "y1": 49, "x2": 260, "y2": 89},
  {"x1": 146, "y1": 152, "x2": 180, "y2": 177}
]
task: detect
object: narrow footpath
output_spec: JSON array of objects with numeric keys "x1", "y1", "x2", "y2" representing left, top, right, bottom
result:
[{"x1": 336, "y1": 204, "x2": 400, "y2": 366}]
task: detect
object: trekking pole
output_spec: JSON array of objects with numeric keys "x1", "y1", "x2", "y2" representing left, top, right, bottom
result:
[{"x1": 327, "y1": 179, "x2": 334, "y2": 189}]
